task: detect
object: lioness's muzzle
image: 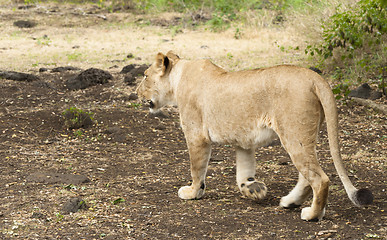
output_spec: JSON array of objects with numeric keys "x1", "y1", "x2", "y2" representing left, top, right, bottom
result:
[{"x1": 148, "y1": 100, "x2": 155, "y2": 109}]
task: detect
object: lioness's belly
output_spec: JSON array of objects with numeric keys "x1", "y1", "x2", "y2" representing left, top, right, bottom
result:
[{"x1": 208, "y1": 125, "x2": 278, "y2": 149}]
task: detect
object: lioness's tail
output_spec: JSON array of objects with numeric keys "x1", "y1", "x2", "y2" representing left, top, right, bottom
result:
[{"x1": 314, "y1": 75, "x2": 373, "y2": 206}]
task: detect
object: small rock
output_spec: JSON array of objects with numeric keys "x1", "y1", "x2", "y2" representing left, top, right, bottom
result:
[
  {"x1": 121, "y1": 64, "x2": 136, "y2": 74},
  {"x1": 18, "y1": 5, "x2": 35, "y2": 10},
  {"x1": 149, "y1": 111, "x2": 169, "y2": 119},
  {"x1": 14, "y1": 20, "x2": 37, "y2": 28},
  {"x1": 128, "y1": 92, "x2": 138, "y2": 100},
  {"x1": 349, "y1": 83, "x2": 382, "y2": 100},
  {"x1": 72, "y1": 45, "x2": 80, "y2": 49},
  {"x1": 62, "y1": 197, "x2": 87, "y2": 214},
  {"x1": 52, "y1": 66, "x2": 80, "y2": 72},
  {"x1": 127, "y1": 53, "x2": 134, "y2": 59},
  {"x1": 39, "y1": 68, "x2": 49, "y2": 73},
  {"x1": 278, "y1": 160, "x2": 289, "y2": 165}
]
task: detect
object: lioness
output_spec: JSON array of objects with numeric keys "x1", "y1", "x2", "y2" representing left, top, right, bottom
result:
[{"x1": 136, "y1": 51, "x2": 373, "y2": 221}]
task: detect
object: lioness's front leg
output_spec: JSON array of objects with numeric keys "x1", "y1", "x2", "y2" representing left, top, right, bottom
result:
[
  {"x1": 178, "y1": 137, "x2": 211, "y2": 200},
  {"x1": 236, "y1": 147, "x2": 267, "y2": 200}
]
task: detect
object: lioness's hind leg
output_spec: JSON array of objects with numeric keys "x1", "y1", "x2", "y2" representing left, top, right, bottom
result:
[
  {"x1": 280, "y1": 141, "x2": 329, "y2": 221},
  {"x1": 236, "y1": 147, "x2": 267, "y2": 200},
  {"x1": 280, "y1": 172, "x2": 312, "y2": 208},
  {"x1": 178, "y1": 138, "x2": 211, "y2": 200}
]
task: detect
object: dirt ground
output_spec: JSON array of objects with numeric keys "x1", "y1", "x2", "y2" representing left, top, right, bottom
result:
[{"x1": 0, "y1": 3, "x2": 386, "y2": 240}]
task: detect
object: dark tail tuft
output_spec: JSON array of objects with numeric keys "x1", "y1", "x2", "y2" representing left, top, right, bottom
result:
[{"x1": 356, "y1": 188, "x2": 374, "y2": 205}]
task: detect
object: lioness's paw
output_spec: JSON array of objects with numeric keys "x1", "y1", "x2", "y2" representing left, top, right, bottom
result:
[
  {"x1": 178, "y1": 186, "x2": 205, "y2": 200},
  {"x1": 301, "y1": 207, "x2": 325, "y2": 222},
  {"x1": 280, "y1": 196, "x2": 302, "y2": 209},
  {"x1": 240, "y1": 180, "x2": 267, "y2": 200}
]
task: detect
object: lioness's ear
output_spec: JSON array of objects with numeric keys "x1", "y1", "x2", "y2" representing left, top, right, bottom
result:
[
  {"x1": 155, "y1": 52, "x2": 169, "y2": 76},
  {"x1": 166, "y1": 50, "x2": 180, "y2": 62}
]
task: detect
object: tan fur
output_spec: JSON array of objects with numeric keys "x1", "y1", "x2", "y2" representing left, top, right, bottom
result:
[{"x1": 136, "y1": 51, "x2": 372, "y2": 221}]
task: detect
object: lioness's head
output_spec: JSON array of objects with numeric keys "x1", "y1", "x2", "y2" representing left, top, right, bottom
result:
[{"x1": 136, "y1": 51, "x2": 180, "y2": 113}]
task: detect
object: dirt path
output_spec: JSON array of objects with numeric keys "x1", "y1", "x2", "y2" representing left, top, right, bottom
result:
[{"x1": 0, "y1": 3, "x2": 386, "y2": 240}]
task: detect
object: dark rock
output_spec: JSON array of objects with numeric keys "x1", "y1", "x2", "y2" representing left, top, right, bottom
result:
[
  {"x1": 18, "y1": 5, "x2": 35, "y2": 10},
  {"x1": 132, "y1": 64, "x2": 149, "y2": 77},
  {"x1": 120, "y1": 64, "x2": 149, "y2": 77},
  {"x1": 39, "y1": 68, "x2": 49, "y2": 72},
  {"x1": 124, "y1": 73, "x2": 136, "y2": 85},
  {"x1": 65, "y1": 68, "x2": 112, "y2": 90},
  {"x1": 13, "y1": 20, "x2": 37, "y2": 28},
  {"x1": 31, "y1": 212, "x2": 46, "y2": 219},
  {"x1": 127, "y1": 53, "x2": 134, "y2": 59},
  {"x1": 52, "y1": 66, "x2": 81, "y2": 72},
  {"x1": 278, "y1": 160, "x2": 289, "y2": 165},
  {"x1": 0, "y1": 71, "x2": 39, "y2": 82},
  {"x1": 348, "y1": 83, "x2": 382, "y2": 100},
  {"x1": 128, "y1": 92, "x2": 138, "y2": 100},
  {"x1": 26, "y1": 171, "x2": 90, "y2": 184},
  {"x1": 120, "y1": 64, "x2": 136, "y2": 74},
  {"x1": 62, "y1": 197, "x2": 87, "y2": 214},
  {"x1": 149, "y1": 111, "x2": 169, "y2": 119}
]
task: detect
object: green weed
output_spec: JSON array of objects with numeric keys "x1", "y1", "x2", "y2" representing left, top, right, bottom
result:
[
  {"x1": 62, "y1": 107, "x2": 95, "y2": 129},
  {"x1": 36, "y1": 35, "x2": 51, "y2": 46},
  {"x1": 127, "y1": 102, "x2": 141, "y2": 109},
  {"x1": 67, "y1": 52, "x2": 82, "y2": 61}
]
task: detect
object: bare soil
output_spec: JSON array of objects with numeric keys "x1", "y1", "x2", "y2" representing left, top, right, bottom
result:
[{"x1": 0, "y1": 3, "x2": 386, "y2": 240}]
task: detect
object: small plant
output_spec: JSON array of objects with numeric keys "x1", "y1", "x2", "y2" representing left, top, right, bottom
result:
[
  {"x1": 127, "y1": 102, "x2": 141, "y2": 109},
  {"x1": 112, "y1": 197, "x2": 125, "y2": 205},
  {"x1": 62, "y1": 107, "x2": 95, "y2": 130},
  {"x1": 55, "y1": 213, "x2": 64, "y2": 222},
  {"x1": 67, "y1": 52, "x2": 82, "y2": 61},
  {"x1": 36, "y1": 35, "x2": 51, "y2": 46},
  {"x1": 73, "y1": 129, "x2": 83, "y2": 138},
  {"x1": 234, "y1": 28, "x2": 242, "y2": 39}
]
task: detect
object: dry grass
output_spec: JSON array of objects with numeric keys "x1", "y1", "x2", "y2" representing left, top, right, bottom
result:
[{"x1": 0, "y1": 1, "x2": 357, "y2": 72}]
